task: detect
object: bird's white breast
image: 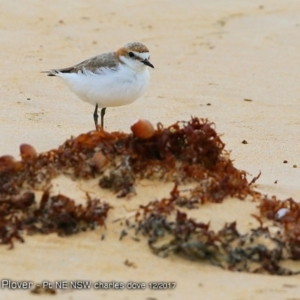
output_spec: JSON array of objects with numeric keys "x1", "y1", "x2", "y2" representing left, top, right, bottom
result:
[{"x1": 56, "y1": 64, "x2": 150, "y2": 107}]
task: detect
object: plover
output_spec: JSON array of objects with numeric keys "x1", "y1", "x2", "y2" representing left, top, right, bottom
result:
[{"x1": 45, "y1": 42, "x2": 154, "y2": 129}]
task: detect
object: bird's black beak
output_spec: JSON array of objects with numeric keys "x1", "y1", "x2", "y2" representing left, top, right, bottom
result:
[{"x1": 142, "y1": 59, "x2": 154, "y2": 68}]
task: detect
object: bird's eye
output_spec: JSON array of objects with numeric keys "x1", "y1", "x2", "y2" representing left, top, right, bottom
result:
[{"x1": 128, "y1": 52, "x2": 134, "y2": 58}]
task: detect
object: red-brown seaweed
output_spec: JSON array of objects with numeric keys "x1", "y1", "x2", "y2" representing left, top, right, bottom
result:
[{"x1": 0, "y1": 117, "x2": 299, "y2": 275}]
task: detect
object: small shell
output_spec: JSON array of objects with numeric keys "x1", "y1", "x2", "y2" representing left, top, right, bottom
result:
[
  {"x1": 91, "y1": 152, "x2": 108, "y2": 171},
  {"x1": 20, "y1": 144, "x2": 37, "y2": 161},
  {"x1": 275, "y1": 208, "x2": 290, "y2": 220},
  {"x1": 131, "y1": 119, "x2": 155, "y2": 139}
]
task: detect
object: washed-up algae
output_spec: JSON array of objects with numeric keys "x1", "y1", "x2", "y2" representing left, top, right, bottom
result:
[{"x1": 0, "y1": 117, "x2": 299, "y2": 275}]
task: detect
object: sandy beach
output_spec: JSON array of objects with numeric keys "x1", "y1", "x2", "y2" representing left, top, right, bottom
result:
[{"x1": 1, "y1": 0, "x2": 300, "y2": 299}]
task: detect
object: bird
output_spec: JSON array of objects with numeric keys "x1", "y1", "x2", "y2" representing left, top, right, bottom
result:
[{"x1": 45, "y1": 42, "x2": 154, "y2": 130}]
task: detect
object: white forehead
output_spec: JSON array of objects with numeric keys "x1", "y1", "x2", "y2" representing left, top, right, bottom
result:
[{"x1": 133, "y1": 51, "x2": 150, "y2": 60}]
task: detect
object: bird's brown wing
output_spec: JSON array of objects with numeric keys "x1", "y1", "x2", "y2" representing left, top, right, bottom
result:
[{"x1": 46, "y1": 52, "x2": 119, "y2": 76}]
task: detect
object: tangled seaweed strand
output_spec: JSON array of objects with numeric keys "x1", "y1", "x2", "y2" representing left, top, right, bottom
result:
[
  {"x1": 0, "y1": 191, "x2": 111, "y2": 248},
  {"x1": 0, "y1": 118, "x2": 249, "y2": 200},
  {"x1": 258, "y1": 196, "x2": 300, "y2": 261},
  {"x1": 134, "y1": 187, "x2": 300, "y2": 275}
]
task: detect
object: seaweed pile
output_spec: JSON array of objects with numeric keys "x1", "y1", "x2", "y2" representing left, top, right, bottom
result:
[
  {"x1": 0, "y1": 117, "x2": 299, "y2": 275},
  {"x1": 0, "y1": 190, "x2": 111, "y2": 248},
  {"x1": 133, "y1": 185, "x2": 299, "y2": 275},
  {"x1": 1, "y1": 118, "x2": 248, "y2": 198}
]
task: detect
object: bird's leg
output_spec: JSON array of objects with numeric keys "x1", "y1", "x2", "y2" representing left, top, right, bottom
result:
[
  {"x1": 93, "y1": 104, "x2": 99, "y2": 130},
  {"x1": 101, "y1": 107, "x2": 106, "y2": 128}
]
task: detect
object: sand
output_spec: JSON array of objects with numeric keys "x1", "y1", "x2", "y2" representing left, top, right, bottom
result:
[{"x1": 1, "y1": 0, "x2": 300, "y2": 299}]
